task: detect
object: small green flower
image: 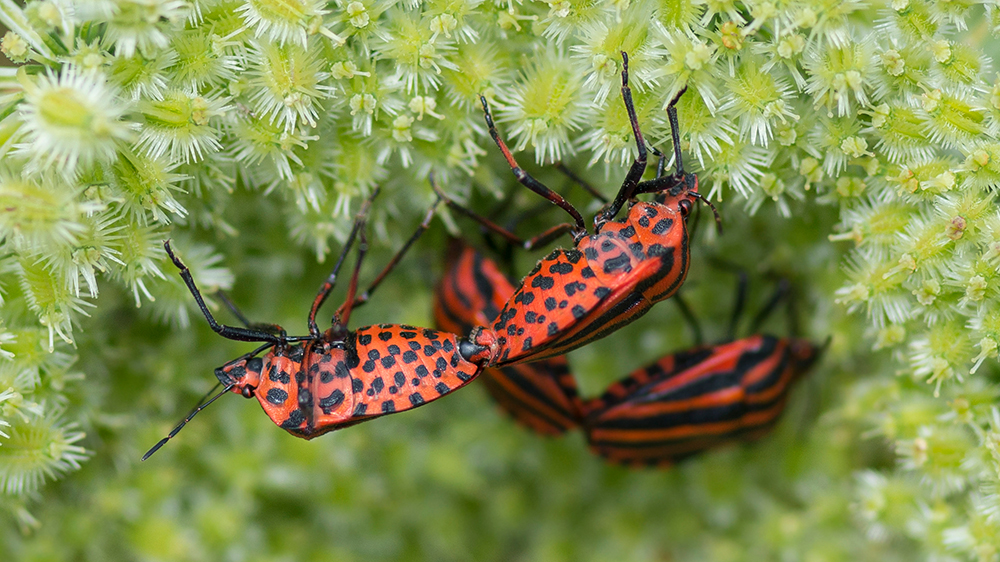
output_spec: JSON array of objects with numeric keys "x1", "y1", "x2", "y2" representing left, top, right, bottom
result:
[{"x1": 17, "y1": 67, "x2": 133, "y2": 175}]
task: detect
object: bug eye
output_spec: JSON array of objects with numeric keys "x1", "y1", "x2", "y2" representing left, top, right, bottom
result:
[
  {"x1": 241, "y1": 386, "x2": 255, "y2": 399},
  {"x1": 678, "y1": 199, "x2": 693, "y2": 216}
]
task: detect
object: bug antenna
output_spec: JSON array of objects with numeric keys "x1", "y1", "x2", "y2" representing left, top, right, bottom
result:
[
  {"x1": 141, "y1": 383, "x2": 234, "y2": 461},
  {"x1": 689, "y1": 192, "x2": 722, "y2": 234}
]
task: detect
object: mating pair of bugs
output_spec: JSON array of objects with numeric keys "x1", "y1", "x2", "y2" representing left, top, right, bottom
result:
[{"x1": 144, "y1": 53, "x2": 820, "y2": 467}]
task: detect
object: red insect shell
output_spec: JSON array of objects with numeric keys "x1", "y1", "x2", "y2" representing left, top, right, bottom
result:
[
  {"x1": 476, "y1": 192, "x2": 697, "y2": 368},
  {"x1": 434, "y1": 242, "x2": 584, "y2": 434},
  {"x1": 583, "y1": 335, "x2": 820, "y2": 468},
  {"x1": 215, "y1": 325, "x2": 481, "y2": 438}
]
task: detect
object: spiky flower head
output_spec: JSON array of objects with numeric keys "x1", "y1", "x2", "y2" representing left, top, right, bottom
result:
[
  {"x1": 498, "y1": 53, "x2": 590, "y2": 164},
  {"x1": 17, "y1": 67, "x2": 133, "y2": 175}
]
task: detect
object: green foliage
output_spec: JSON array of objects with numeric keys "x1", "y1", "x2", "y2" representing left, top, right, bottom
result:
[{"x1": 1, "y1": 0, "x2": 999, "y2": 559}]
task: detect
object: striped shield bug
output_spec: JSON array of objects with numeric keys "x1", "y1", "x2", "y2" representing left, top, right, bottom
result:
[
  {"x1": 581, "y1": 277, "x2": 823, "y2": 468},
  {"x1": 143, "y1": 188, "x2": 492, "y2": 460}
]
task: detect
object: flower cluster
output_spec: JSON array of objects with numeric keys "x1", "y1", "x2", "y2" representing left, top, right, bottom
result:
[{"x1": 1, "y1": 0, "x2": 999, "y2": 559}]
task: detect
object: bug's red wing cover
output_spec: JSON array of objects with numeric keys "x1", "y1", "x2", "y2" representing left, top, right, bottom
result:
[{"x1": 345, "y1": 325, "x2": 481, "y2": 421}]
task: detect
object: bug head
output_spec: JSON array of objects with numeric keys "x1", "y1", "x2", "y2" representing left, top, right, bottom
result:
[
  {"x1": 787, "y1": 337, "x2": 825, "y2": 379},
  {"x1": 215, "y1": 355, "x2": 264, "y2": 399}
]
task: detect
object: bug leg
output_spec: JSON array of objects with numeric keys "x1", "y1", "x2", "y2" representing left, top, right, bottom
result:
[
  {"x1": 216, "y1": 290, "x2": 287, "y2": 337},
  {"x1": 479, "y1": 95, "x2": 587, "y2": 239},
  {"x1": 595, "y1": 51, "x2": 648, "y2": 228},
  {"x1": 338, "y1": 183, "x2": 446, "y2": 314},
  {"x1": 672, "y1": 292, "x2": 703, "y2": 346},
  {"x1": 666, "y1": 86, "x2": 688, "y2": 177},
  {"x1": 165, "y1": 241, "x2": 284, "y2": 344},
  {"x1": 307, "y1": 188, "x2": 379, "y2": 337},
  {"x1": 333, "y1": 219, "x2": 368, "y2": 329},
  {"x1": 727, "y1": 271, "x2": 749, "y2": 341},
  {"x1": 553, "y1": 162, "x2": 608, "y2": 204},
  {"x1": 432, "y1": 182, "x2": 576, "y2": 251},
  {"x1": 749, "y1": 278, "x2": 792, "y2": 334}
]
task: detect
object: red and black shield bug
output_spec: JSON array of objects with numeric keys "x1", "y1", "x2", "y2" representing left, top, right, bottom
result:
[
  {"x1": 441, "y1": 52, "x2": 721, "y2": 369},
  {"x1": 434, "y1": 239, "x2": 585, "y2": 435},
  {"x1": 581, "y1": 278, "x2": 823, "y2": 469},
  {"x1": 143, "y1": 189, "x2": 492, "y2": 460}
]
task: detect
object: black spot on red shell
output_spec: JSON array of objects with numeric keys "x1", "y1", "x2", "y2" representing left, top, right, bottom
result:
[
  {"x1": 638, "y1": 215, "x2": 650, "y2": 228},
  {"x1": 435, "y1": 382, "x2": 450, "y2": 395},
  {"x1": 594, "y1": 286, "x2": 612, "y2": 298},
  {"x1": 424, "y1": 345, "x2": 436, "y2": 357},
  {"x1": 537, "y1": 314, "x2": 546, "y2": 324},
  {"x1": 268, "y1": 368, "x2": 290, "y2": 384},
  {"x1": 548, "y1": 322, "x2": 559, "y2": 336},
  {"x1": 565, "y1": 281, "x2": 586, "y2": 296},
  {"x1": 335, "y1": 362, "x2": 349, "y2": 378},
  {"x1": 353, "y1": 403, "x2": 367, "y2": 416},
  {"x1": 545, "y1": 297, "x2": 557, "y2": 311},
  {"x1": 282, "y1": 409, "x2": 306, "y2": 428},
  {"x1": 358, "y1": 333, "x2": 372, "y2": 345},
  {"x1": 620, "y1": 225, "x2": 636, "y2": 238},
  {"x1": 457, "y1": 371, "x2": 472, "y2": 381},
  {"x1": 378, "y1": 331, "x2": 393, "y2": 341},
  {"x1": 549, "y1": 262, "x2": 573, "y2": 274},
  {"x1": 389, "y1": 386, "x2": 397, "y2": 394},
  {"x1": 409, "y1": 393, "x2": 425, "y2": 406},
  {"x1": 403, "y1": 350, "x2": 418, "y2": 364},
  {"x1": 516, "y1": 327, "x2": 525, "y2": 336},
  {"x1": 352, "y1": 378, "x2": 363, "y2": 392},
  {"x1": 525, "y1": 311, "x2": 536, "y2": 323},
  {"x1": 266, "y1": 388, "x2": 288, "y2": 405},
  {"x1": 565, "y1": 250, "x2": 582, "y2": 263},
  {"x1": 436, "y1": 357, "x2": 447, "y2": 371},
  {"x1": 367, "y1": 349, "x2": 380, "y2": 360},
  {"x1": 648, "y1": 244, "x2": 668, "y2": 257},
  {"x1": 522, "y1": 337, "x2": 533, "y2": 351},
  {"x1": 572, "y1": 304, "x2": 586, "y2": 319},
  {"x1": 603, "y1": 253, "x2": 631, "y2": 274},
  {"x1": 645, "y1": 206, "x2": 659, "y2": 217},
  {"x1": 416, "y1": 365, "x2": 429, "y2": 378},
  {"x1": 450, "y1": 354, "x2": 460, "y2": 367},
  {"x1": 387, "y1": 344, "x2": 400, "y2": 355},
  {"x1": 629, "y1": 242, "x2": 644, "y2": 258},
  {"x1": 319, "y1": 389, "x2": 345, "y2": 413},
  {"x1": 531, "y1": 275, "x2": 555, "y2": 290},
  {"x1": 394, "y1": 372, "x2": 405, "y2": 388},
  {"x1": 423, "y1": 330, "x2": 439, "y2": 340},
  {"x1": 320, "y1": 370, "x2": 333, "y2": 384},
  {"x1": 400, "y1": 331, "x2": 417, "y2": 339},
  {"x1": 559, "y1": 300, "x2": 568, "y2": 308},
  {"x1": 521, "y1": 291, "x2": 535, "y2": 305},
  {"x1": 652, "y1": 218, "x2": 673, "y2": 235},
  {"x1": 363, "y1": 360, "x2": 376, "y2": 373},
  {"x1": 320, "y1": 354, "x2": 333, "y2": 363},
  {"x1": 372, "y1": 377, "x2": 384, "y2": 393},
  {"x1": 442, "y1": 339, "x2": 454, "y2": 352},
  {"x1": 584, "y1": 247, "x2": 598, "y2": 260},
  {"x1": 580, "y1": 267, "x2": 596, "y2": 279},
  {"x1": 411, "y1": 378, "x2": 420, "y2": 386},
  {"x1": 408, "y1": 341, "x2": 421, "y2": 351}
]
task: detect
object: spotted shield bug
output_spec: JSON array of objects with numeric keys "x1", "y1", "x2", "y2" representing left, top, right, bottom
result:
[
  {"x1": 439, "y1": 52, "x2": 721, "y2": 369},
  {"x1": 143, "y1": 189, "x2": 491, "y2": 459}
]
